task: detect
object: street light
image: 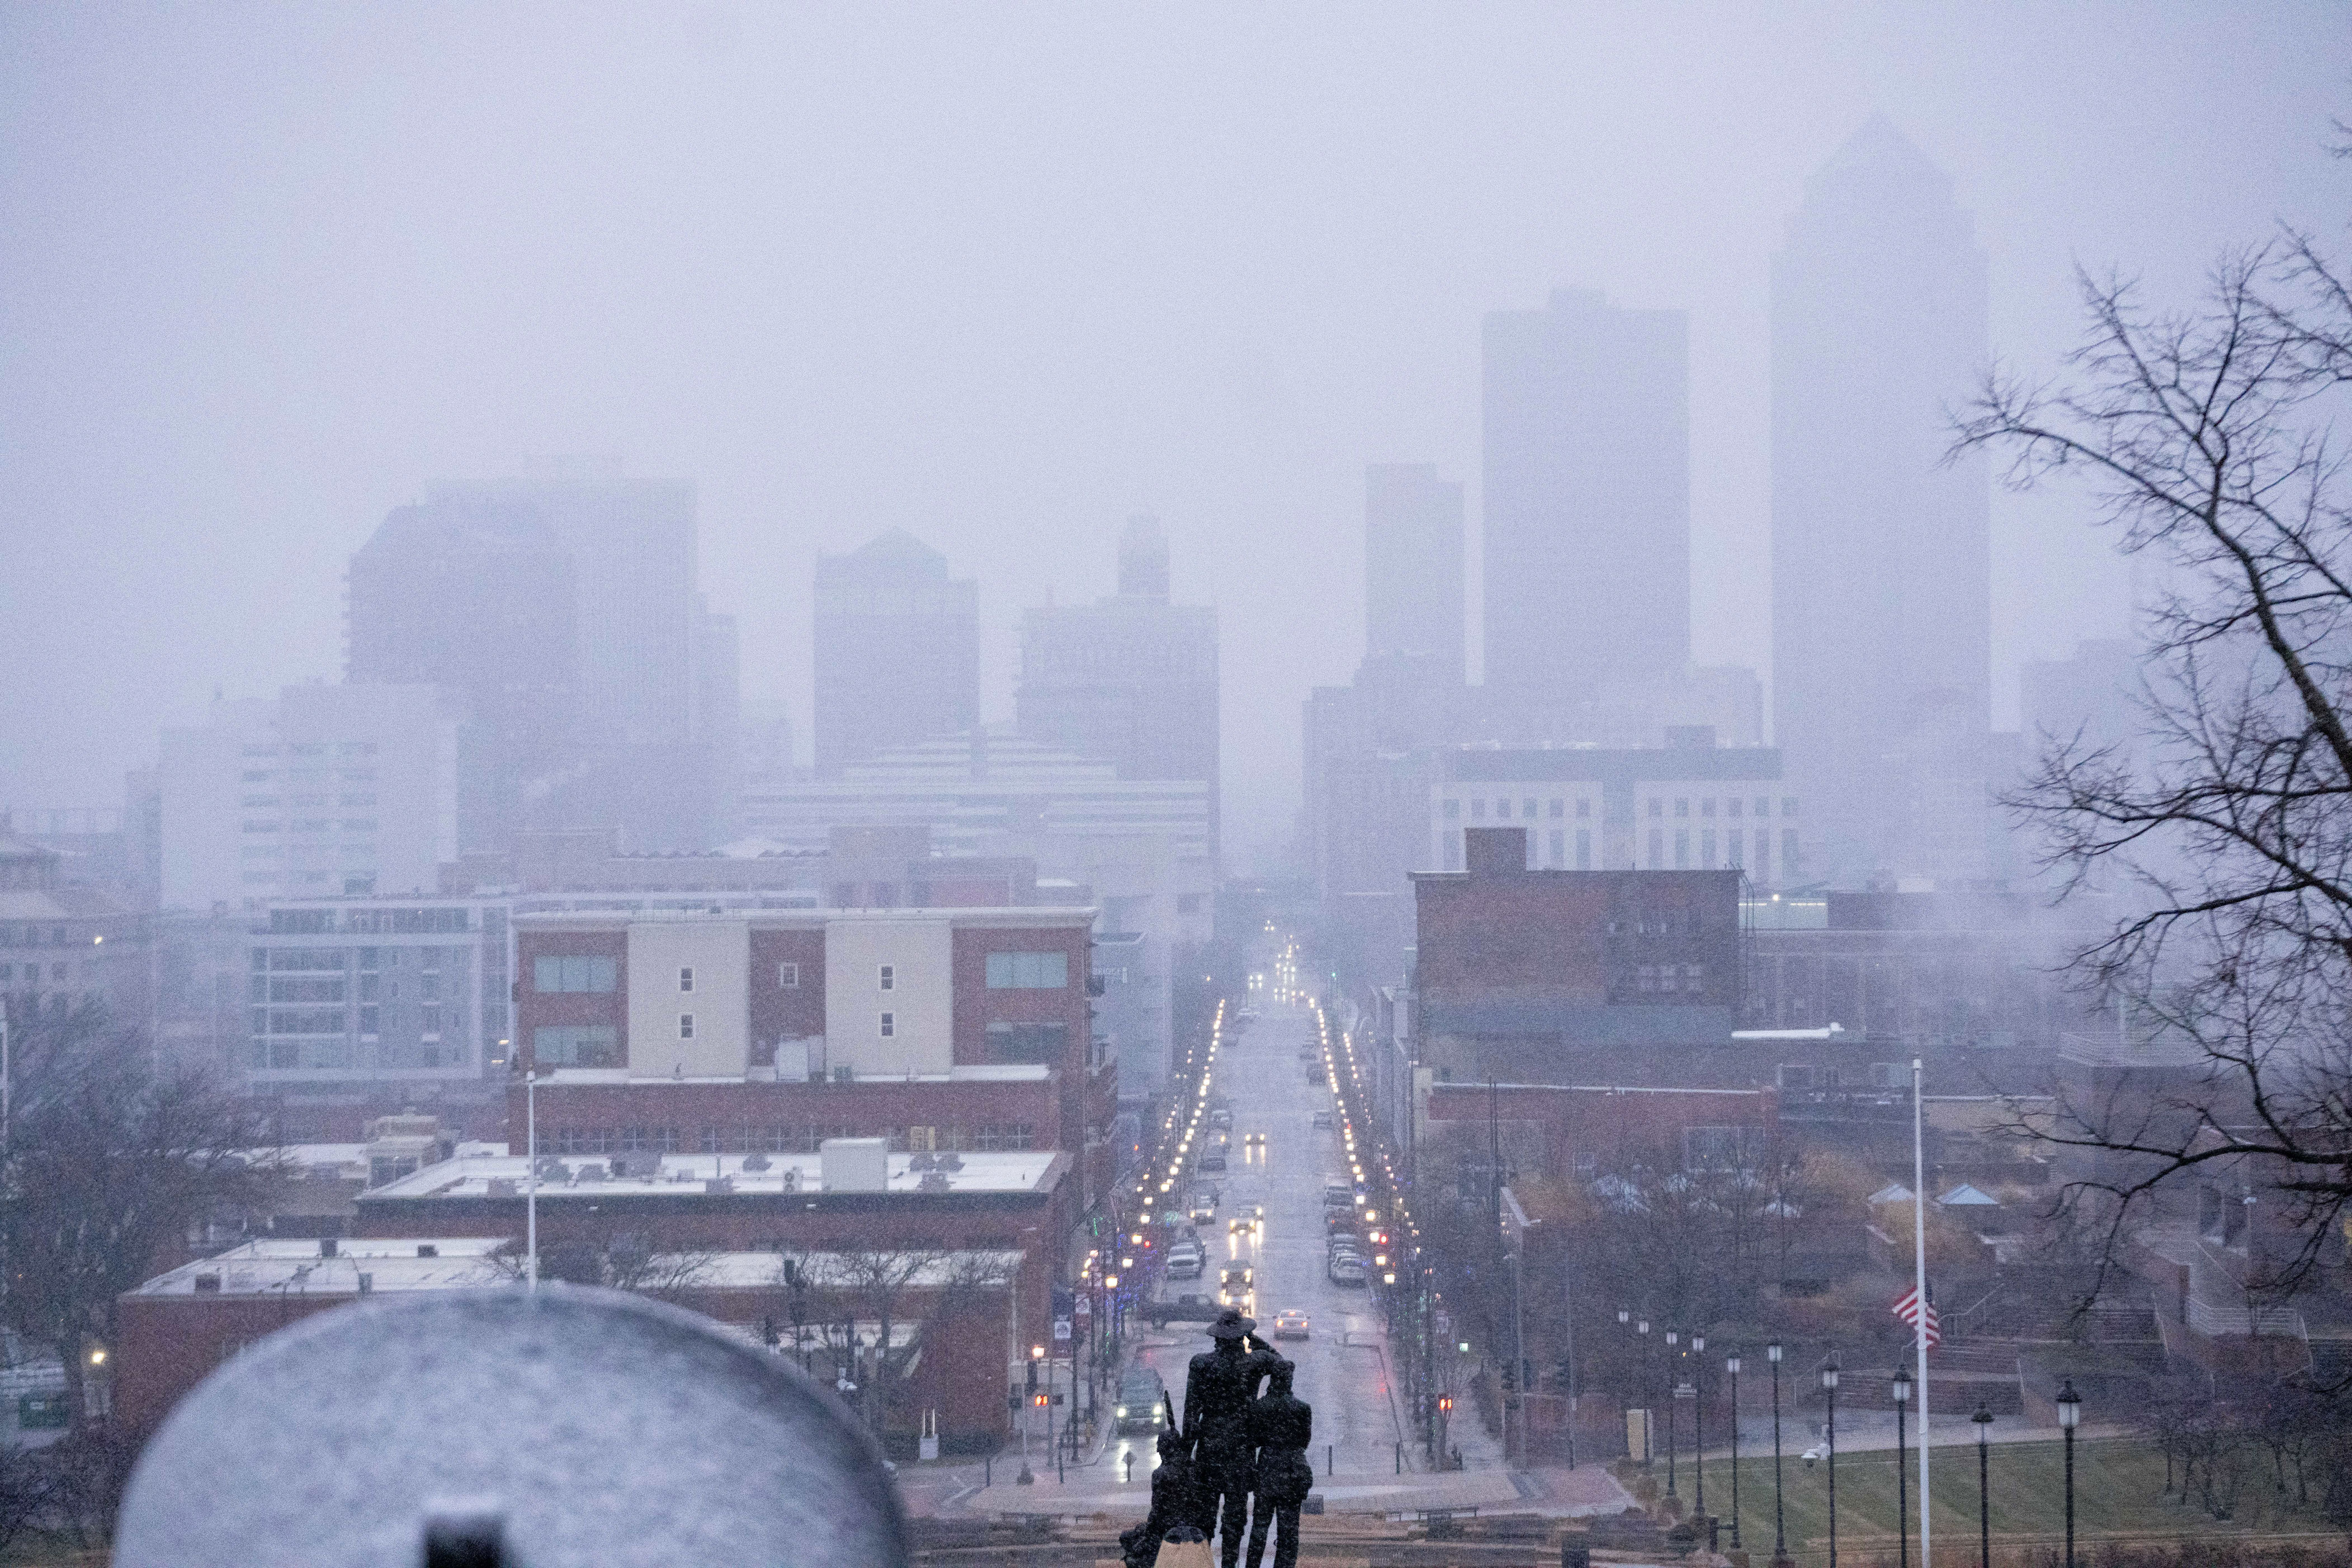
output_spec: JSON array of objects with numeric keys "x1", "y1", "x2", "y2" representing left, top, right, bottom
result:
[
  {"x1": 1891, "y1": 1363, "x2": 1913, "y2": 1568},
  {"x1": 1637, "y1": 1319, "x2": 1654, "y2": 1469},
  {"x1": 1726, "y1": 1353, "x2": 1743, "y2": 1551},
  {"x1": 2057, "y1": 1377, "x2": 2083, "y2": 1568},
  {"x1": 1767, "y1": 1342, "x2": 1788, "y2": 1568},
  {"x1": 1972, "y1": 1399, "x2": 1995, "y2": 1568},
  {"x1": 1692, "y1": 1334, "x2": 1707, "y2": 1522},
  {"x1": 1665, "y1": 1329, "x2": 1680, "y2": 1499},
  {"x1": 1820, "y1": 1361, "x2": 1840, "y2": 1568}
]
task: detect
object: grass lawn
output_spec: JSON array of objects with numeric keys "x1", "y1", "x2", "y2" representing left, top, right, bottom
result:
[{"x1": 1680, "y1": 1438, "x2": 2341, "y2": 1566}]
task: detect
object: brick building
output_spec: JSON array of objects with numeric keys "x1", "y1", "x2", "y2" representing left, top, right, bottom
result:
[
  {"x1": 511, "y1": 905, "x2": 1116, "y2": 1207},
  {"x1": 1409, "y1": 826, "x2": 1741, "y2": 1084},
  {"x1": 116, "y1": 1234, "x2": 1029, "y2": 1451}
]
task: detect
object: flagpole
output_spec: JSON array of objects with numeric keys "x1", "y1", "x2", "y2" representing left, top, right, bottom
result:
[{"x1": 1913, "y1": 1057, "x2": 1931, "y2": 1568}]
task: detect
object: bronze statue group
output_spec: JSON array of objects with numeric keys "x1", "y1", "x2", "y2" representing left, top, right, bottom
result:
[{"x1": 1120, "y1": 1308, "x2": 1316, "y2": 1568}]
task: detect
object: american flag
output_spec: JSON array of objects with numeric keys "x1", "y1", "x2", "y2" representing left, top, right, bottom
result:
[{"x1": 1893, "y1": 1286, "x2": 1941, "y2": 1349}]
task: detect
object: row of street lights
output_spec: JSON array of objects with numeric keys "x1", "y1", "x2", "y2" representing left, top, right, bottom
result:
[{"x1": 1618, "y1": 1316, "x2": 2087, "y2": 1568}]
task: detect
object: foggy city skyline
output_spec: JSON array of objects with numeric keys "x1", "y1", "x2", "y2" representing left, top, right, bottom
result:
[{"x1": 5, "y1": 3, "x2": 2349, "y2": 866}]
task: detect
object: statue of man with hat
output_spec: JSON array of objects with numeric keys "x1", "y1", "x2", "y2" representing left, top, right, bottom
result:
[{"x1": 1181, "y1": 1307, "x2": 1279, "y2": 1568}]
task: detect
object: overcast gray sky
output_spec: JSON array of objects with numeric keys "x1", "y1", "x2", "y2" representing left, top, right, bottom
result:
[{"x1": 3, "y1": 2, "x2": 2346, "y2": 863}]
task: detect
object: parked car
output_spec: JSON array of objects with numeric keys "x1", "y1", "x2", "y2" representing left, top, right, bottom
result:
[
  {"x1": 1115, "y1": 1367, "x2": 1168, "y2": 1433},
  {"x1": 1209, "y1": 1108, "x2": 1233, "y2": 1130},
  {"x1": 1198, "y1": 1149, "x2": 1227, "y2": 1172},
  {"x1": 1327, "y1": 1254, "x2": 1367, "y2": 1287},
  {"x1": 1166, "y1": 1244, "x2": 1205, "y2": 1280},
  {"x1": 1272, "y1": 1310, "x2": 1310, "y2": 1341},
  {"x1": 1321, "y1": 1183, "x2": 1353, "y2": 1208}
]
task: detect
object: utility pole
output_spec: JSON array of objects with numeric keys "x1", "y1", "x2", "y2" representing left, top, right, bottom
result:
[{"x1": 526, "y1": 1069, "x2": 540, "y2": 1293}]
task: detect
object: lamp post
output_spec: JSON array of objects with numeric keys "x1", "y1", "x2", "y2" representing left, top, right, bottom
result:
[
  {"x1": 1726, "y1": 1353, "x2": 1742, "y2": 1550},
  {"x1": 1821, "y1": 1361, "x2": 1840, "y2": 1568},
  {"x1": 2057, "y1": 1377, "x2": 2083, "y2": 1568},
  {"x1": 1638, "y1": 1317, "x2": 1654, "y2": 1468},
  {"x1": 1891, "y1": 1363, "x2": 1912, "y2": 1568},
  {"x1": 1692, "y1": 1334, "x2": 1707, "y2": 1522},
  {"x1": 1972, "y1": 1399, "x2": 1995, "y2": 1568},
  {"x1": 1768, "y1": 1342, "x2": 1788, "y2": 1568},
  {"x1": 1665, "y1": 1329, "x2": 1680, "y2": 1500},
  {"x1": 525, "y1": 1068, "x2": 540, "y2": 1293}
]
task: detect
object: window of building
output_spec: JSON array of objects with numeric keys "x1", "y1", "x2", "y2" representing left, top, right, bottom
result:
[
  {"x1": 359, "y1": 1005, "x2": 379, "y2": 1036},
  {"x1": 1674, "y1": 798, "x2": 1690, "y2": 819},
  {"x1": 1781, "y1": 797, "x2": 1798, "y2": 818},
  {"x1": 1548, "y1": 798, "x2": 1564, "y2": 818},
  {"x1": 535, "y1": 955, "x2": 617, "y2": 993},
  {"x1": 879, "y1": 965, "x2": 894, "y2": 991},
  {"x1": 970, "y1": 1123, "x2": 1036, "y2": 1151},
  {"x1": 777, "y1": 962, "x2": 800, "y2": 988},
  {"x1": 1470, "y1": 799, "x2": 1485, "y2": 819},
  {"x1": 1575, "y1": 829, "x2": 1593, "y2": 870},
  {"x1": 1782, "y1": 829, "x2": 1800, "y2": 871},
  {"x1": 1701, "y1": 829, "x2": 1716, "y2": 866},
  {"x1": 1728, "y1": 829, "x2": 1744, "y2": 867},
  {"x1": 678, "y1": 1013, "x2": 695, "y2": 1040},
  {"x1": 1647, "y1": 828, "x2": 1663, "y2": 866},
  {"x1": 1523, "y1": 798, "x2": 1538, "y2": 819},
  {"x1": 533, "y1": 1026, "x2": 618, "y2": 1068},
  {"x1": 1727, "y1": 797, "x2": 1743, "y2": 818},
  {"x1": 1442, "y1": 799, "x2": 1460, "y2": 820},
  {"x1": 879, "y1": 1012, "x2": 895, "y2": 1038},
  {"x1": 1444, "y1": 834, "x2": 1462, "y2": 872},
  {"x1": 985, "y1": 1021, "x2": 1069, "y2": 1065},
  {"x1": 679, "y1": 966, "x2": 695, "y2": 993},
  {"x1": 985, "y1": 951, "x2": 1068, "y2": 989},
  {"x1": 421, "y1": 1005, "x2": 441, "y2": 1037},
  {"x1": 1547, "y1": 829, "x2": 1564, "y2": 867},
  {"x1": 1647, "y1": 798, "x2": 1663, "y2": 819},
  {"x1": 1701, "y1": 797, "x2": 1716, "y2": 818},
  {"x1": 1674, "y1": 830, "x2": 1690, "y2": 868}
]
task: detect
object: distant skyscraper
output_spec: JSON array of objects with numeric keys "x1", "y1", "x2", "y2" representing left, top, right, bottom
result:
[
  {"x1": 1364, "y1": 464, "x2": 1465, "y2": 684},
  {"x1": 1483, "y1": 287, "x2": 1690, "y2": 702},
  {"x1": 347, "y1": 497, "x2": 578, "y2": 854},
  {"x1": 814, "y1": 531, "x2": 980, "y2": 776},
  {"x1": 1772, "y1": 117, "x2": 1991, "y2": 881},
  {"x1": 1016, "y1": 516, "x2": 1221, "y2": 857}
]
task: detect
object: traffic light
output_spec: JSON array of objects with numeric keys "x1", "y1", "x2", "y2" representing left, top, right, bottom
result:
[
  {"x1": 1025, "y1": 1361, "x2": 1038, "y2": 1392},
  {"x1": 1437, "y1": 1396, "x2": 1453, "y2": 1414}
]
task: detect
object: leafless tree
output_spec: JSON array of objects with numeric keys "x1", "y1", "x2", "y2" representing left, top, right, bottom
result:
[
  {"x1": 1954, "y1": 232, "x2": 2352, "y2": 1293},
  {"x1": 782, "y1": 1248, "x2": 1015, "y2": 1435},
  {"x1": 0, "y1": 1002, "x2": 277, "y2": 1430}
]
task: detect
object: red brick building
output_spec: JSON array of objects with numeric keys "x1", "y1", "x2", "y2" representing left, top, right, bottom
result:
[
  {"x1": 116, "y1": 1236, "x2": 1030, "y2": 1452},
  {"x1": 511, "y1": 905, "x2": 1117, "y2": 1209}
]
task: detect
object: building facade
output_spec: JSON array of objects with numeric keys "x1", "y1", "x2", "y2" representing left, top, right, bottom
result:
[
  {"x1": 1429, "y1": 736, "x2": 1796, "y2": 882},
  {"x1": 345, "y1": 497, "x2": 579, "y2": 857},
  {"x1": 159, "y1": 684, "x2": 461, "y2": 909},
  {"x1": 813, "y1": 531, "x2": 979, "y2": 777},
  {"x1": 1483, "y1": 286, "x2": 1690, "y2": 706},
  {"x1": 1014, "y1": 516, "x2": 1220, "y2": 859},
  {"x1": 1772, "y1": 117, "x2": 1992, "y2": 884},
  {"x1": 1363, "y1": 466, "x2": 1466, "y2": 687}
]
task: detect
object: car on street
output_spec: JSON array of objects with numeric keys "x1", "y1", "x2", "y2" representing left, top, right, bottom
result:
[
  {"x1": 1198, "y1": 1148, "x2": 1227, "y2": 1172},
  {"x1": 1218, "y1": 1264, "x2": 1253, "y2": 1303},
  {"x1": 1327, "y1": 1253, "x2": 1367, "y2": 1287},
  {"x1": 1147, "y1": 1293, "x2": 1226, "y2": 1329},
  {"x1": 1272, "y1": 1310, "x2": 1310, "y2": 1341},
  {"x1": 1321, "y1": 1183, "x2": 1352, "y2": 1208},
  {"x1": 1244, "y1": 1131, "x2": 1265, "y2": 1146},
  {"x1": 1115, "y1": 1367, "x2": 1168, "y2": 1433},
  {"x1": 1227, "y1": 1215, "x2": 1258, "y2": 1235},
  {"x1": 1209, "y1": 1108, "x2": 1233, "y2": 1130},
  {"x1": 1165, "y1": 1244, "x2": 1205, "y2": 1280},
  {"x1": 1189, "y1": 1194, "x2": 1216, "y2": 1224}
]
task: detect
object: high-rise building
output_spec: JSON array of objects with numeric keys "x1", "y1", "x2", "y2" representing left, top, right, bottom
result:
[
  {"x1": 813, "y1": 532, "x2": 980, "y2": 777},
  {"x1": 346, "y1": 497, "x2": 578, "y2": 856},
  {"x1": 1483, "y1": 287, "x2": 1690, "y2": 705},
  {"x1": 1772, "y1": 117, "x2": 1992, "y2": 882},
  {"x1": 437, "y1": 462, "x2": 712, "y2": 851},
  {"x1": 1015, "y1": 516, "x2": 1220, "y2": 857},
  {"x1": 158, "y1": 684, "x2": 460, "y2": 909},
  {"x1": 1364, "y1": 464, "x2": 1466, "y2": 684}
]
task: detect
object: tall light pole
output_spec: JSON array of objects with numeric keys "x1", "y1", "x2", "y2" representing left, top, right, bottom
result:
[
  {"x1": 2057, "y1": 1377, "x2": 2082, "y2": 1568},
  {"x1": 1692, "y1": 1333, "x2": 1707, "y2": 1523},
  {"x1": 525, "y1": 1068, "x2": 540, "y2": 1293},
  {"x1": 1638, "y1": 1318, "x2": 1654, "y2": 1469},
  {"x1": 1726, "y1": 1352, "x2": 1742, "y2": 1551},
  {"x1": 1665, "y1": 1329, "x2": 1680, "y2": 1500},
  {"x1": 1972, "y1": 1399, "x2": 1995, "y2": 1568},
  {"x1": 1891, "y1": 1363, "x2": 1912, "y2": 1568},
  {"x1": 1768, "y1": 1342, "x2": 1788, "y2": 1568},
  {"x1": 1821, "y1": 1361, "x2": 1840, "y2": 1568}
]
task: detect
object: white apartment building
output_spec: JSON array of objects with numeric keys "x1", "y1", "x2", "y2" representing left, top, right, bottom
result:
[
  {"x1": 159, "y1": 685, "x2": 460, "y2": 910},
  {"x1": 1429, "y1": 742, "x2": 1802, "y2": 885}
]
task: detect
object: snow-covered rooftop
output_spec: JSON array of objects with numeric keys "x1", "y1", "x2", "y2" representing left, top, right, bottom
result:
[{"x1": 356, "y1": 1149, "x2": 1060, "y2": 1204}]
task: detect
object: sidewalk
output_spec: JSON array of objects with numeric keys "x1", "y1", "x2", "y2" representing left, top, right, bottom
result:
[{"x1": 951, "y1": 1460, "x2": 1531, "y2": 1520}]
